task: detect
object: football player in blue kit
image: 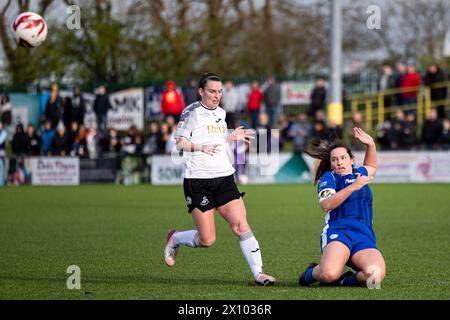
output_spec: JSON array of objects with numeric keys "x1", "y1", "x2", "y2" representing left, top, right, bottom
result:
[{"x1": 299, "y1": 127, "x2": 386, "y2": 287}]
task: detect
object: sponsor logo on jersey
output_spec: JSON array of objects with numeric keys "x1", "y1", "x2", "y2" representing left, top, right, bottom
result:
[
  {"x1": 186, "y1": 196, "x2": 192, "y2": 205},
  {"x1": 200, "y1": 196, "x2": 209, "y2": 206},
  {"x1": 330, "y1": 234, "x2": 339, "y2": 240},
  {"x1": 345, "y1": 178, "x2": 355, "y2": 184},
  {"x1": 319, "y1": 181, "x2": 328, "y2": 188},
  {"x1": 207, "y1": 124, "x2": 227, "y2": 134}
]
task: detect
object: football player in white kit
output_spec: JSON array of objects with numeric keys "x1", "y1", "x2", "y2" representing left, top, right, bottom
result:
[{"x1": 164, "y1": 73, "x2": 276, "y2": 286}]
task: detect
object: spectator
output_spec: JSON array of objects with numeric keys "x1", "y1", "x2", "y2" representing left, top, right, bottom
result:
[
  {"x1": 65, "y1": 86, "x2": 86, "y2": 128},
  {"x1": 278, "y1": 113, "x2": 292, "y2": 150},
  {"x1": 421, "y1": 108, "x2": 443, "y2": 150},
  {"x1": 310, "y1": 120, "x2": 329, "y2": 146},
  {"x1": 438, "y1": 119, "x2": 450, "y2": 150},
  {"x1": 165, "y1": 115, "x2": 176, "y2": 135},
  {"x1": 73, "y1": 124, "x2": 88, "y2": 157},
  {"x1": 165, "y1": 122, "x2": 178, "y2": 154},
  {"x1": 143, "y1": 121, "x2": 159, "y2": 155},
  {"x1": 376, "y1": 121, "x2": 391, "y2": 150},
  {"x1": 184, "y1": 79, "x2": 199, "y2": 106},
  {"x1": 0, "y1": 121, "x2": 8, "y2": 186},
  {"x1": 11, "y1": 123, "x2": 28, "y2": 156},
  {"x1": 314, "y1": 109, "x2": 327, "y2": 123},
  {"x1": 161, "y1": 80, "x2": 184, "y2": 122},
  {"x1": 378, "y1": 64, "x2": 396, "y2": 108},
  {"x1": 263, "y1": 76, "x2": 281, "y2": 129},
  {"x1": 86, "y1": 127, "x2": 100, "y2": 159},
  {"x1": 288, "y1": 113, "x2": 312, "y2": 153},
  {"x1": 424, "y1": 64, "x2": 448, "y2": 119},
  {"x1": 134, "y1": 134, "x2": 144, "y2": 156},
  {"x1": 122, "y1": 125, "x2": 139, "y2": 156},
  {"x1": 93, "y1": 85, "x2": 112, "y2": 133},
  {"x1": 26, "y1": 124, "x2": 40, "y2": 156},
  {"x1": 39, "y1": 85, "x2": 50, "y2": 120},
  {"x1": 105, "y1": 128, "x2": 121, "y2": 155},
  {"x1": 52, "y1": 123, "x2": 69, "y2": 156},
  {"x1": 41, "y1": 120, "x2": 56, "y2": 156},
  {"x1": 67, "y1": 121, "x2": 80, "y2": 156},
  {"x1": 222, "y1": 80, "x2": 240, "y2": 129},
  {"x1": 0, "y1": 94, "x2": 12, "y2": 126},
  {"x1": 256, "y1": 113, "x2": 272, "y2": 154},
  {"x1": 403, "y1": 113, "x2": 418, "y2": 149},
  {"x1": 247, "y1": 80, "x2": 263, "y2": 128},
  {"x1": 45, "y1": 84, "x2": 64, "y2": 129},
  {"x1": 395, "y1": 63, "x2": 407, "y2": 106},
  {"x1": 389, "y1": 110, "x2": 406, "y2": 150},
  {"x1": 157, "y1": 122, "x2": 170, "y2": 154},
  {"x1": 327, "y1": 119, "x2": 343, "y2": 141},
  {"x1": 308, "y1": 78, "x2": 327, "y2": 120},
  {"x1": 400, "y1": 64, "x2": 421, "y2": 109},
  {"x1": 344, "y1": 111, "x2": 365, "y2": 150}
]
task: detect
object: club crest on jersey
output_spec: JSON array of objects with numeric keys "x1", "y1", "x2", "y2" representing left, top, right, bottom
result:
[{"x1": 200, "y1": 196, "x2": 209, "y2": 206}]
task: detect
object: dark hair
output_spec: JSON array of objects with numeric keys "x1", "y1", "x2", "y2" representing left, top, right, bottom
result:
[
  {"x1": 1, "y1": 94, "x2": 10, "y2": 103},
  {"x1": 198, "y1": 73, "x2": 221, "y2": 89},
  {"x1": 304, "y1": 139, "x2": 354, "y2": 185}
]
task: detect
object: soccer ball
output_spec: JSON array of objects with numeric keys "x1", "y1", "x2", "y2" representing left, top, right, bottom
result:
[{"x1": 12, "y1": 12, "x2": 47, "y2": 48}]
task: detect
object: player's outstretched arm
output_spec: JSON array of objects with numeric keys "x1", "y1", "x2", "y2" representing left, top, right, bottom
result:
[
  {"x1": 353, "y1": 127, "x2": 377, "y2": 176},
  {"x1": 175, "y1": 137, "x2": 220, "y2": 155}
]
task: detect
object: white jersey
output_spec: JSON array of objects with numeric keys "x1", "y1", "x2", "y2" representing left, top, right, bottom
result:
[{"x1": 175, "y1": 101, "x2": 235, "y2": 179}]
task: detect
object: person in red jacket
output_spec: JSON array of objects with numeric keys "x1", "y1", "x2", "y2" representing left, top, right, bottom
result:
[
  {"x1": 247, "y1": 81, "x2": 263, "y2": 128},
  {"x1": 161, "y1": 80, "x2": 184, "y2": 122},
  {"x1": 400, "y1": 64, "x2": 422, "y2": 110}
]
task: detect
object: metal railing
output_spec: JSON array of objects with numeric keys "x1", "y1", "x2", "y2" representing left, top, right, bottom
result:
[{"x1": 346, "y1": 81, "x2": 450, "y2": 132}]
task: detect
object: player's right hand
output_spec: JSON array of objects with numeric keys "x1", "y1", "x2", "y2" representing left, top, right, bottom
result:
[
  {"x1": 351, "y1": 173, "x2": 373, "y2": 191},
  {"x1": 201, "y1": 144, "x2": 221, "y2": 155}
]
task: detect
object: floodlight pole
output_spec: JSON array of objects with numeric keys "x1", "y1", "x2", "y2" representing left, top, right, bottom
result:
[{"x1": 328, "y1": 0, "x2": 343, "y2": 125}]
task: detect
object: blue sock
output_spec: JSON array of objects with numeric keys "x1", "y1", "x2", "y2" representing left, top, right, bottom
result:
[
  {"x1": 304, "y1": 266, "x2": 317, "y2": 284},
  {"x1": 341, "y1": 272, "x2": 360, "y2": 287}
]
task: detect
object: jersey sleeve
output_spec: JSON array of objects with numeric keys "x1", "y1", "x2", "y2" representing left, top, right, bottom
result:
[
  {"x1": 355, "y1": 166, "x2": 368, "y2": 176},
  {"x1": 175, "y1": 108, "x2": 196, "y2": 140},
  {"x1": 317, "y1": 171, "x2": 337, "y2": 203}
]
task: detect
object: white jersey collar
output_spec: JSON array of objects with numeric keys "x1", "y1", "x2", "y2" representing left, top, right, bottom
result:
[{"x1": 199, "y1": 101, "x2": 218, "y2": 111}]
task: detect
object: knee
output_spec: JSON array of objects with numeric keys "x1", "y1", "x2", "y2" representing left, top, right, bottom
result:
[
  {"x1": 199, "y1": 236, "x2": 216, "y2": 248},
  {"x1": 360, "y1": 266, "x2": 386, "y2": 284},
  {"x1": 319, "y1": 269, "x2": 342, "y2": 283},
  {"x1": 231, "y1": 222, "x2": 250, "y2": 237}
]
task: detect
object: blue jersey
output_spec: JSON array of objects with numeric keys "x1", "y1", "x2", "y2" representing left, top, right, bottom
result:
[{"x1": 317, "y1": 167, "x2": 373, "y2": 229}]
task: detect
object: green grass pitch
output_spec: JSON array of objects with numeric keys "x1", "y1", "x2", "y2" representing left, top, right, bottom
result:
[{"x1": 0, "y1": 184, "x2": 449, "y2": 300}]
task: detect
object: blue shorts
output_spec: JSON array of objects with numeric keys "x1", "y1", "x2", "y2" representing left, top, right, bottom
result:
[{"x1": 320, "y1": 222, "x2": 377, "y2": 269}]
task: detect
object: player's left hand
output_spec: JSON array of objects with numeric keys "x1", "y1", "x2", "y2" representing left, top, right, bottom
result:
[
  {"x1": 353, "y1": 127, "x2": 375, "y2": 146},
  {"x1": 231, "y1": 126, "x2": 255, "y2": 143}
]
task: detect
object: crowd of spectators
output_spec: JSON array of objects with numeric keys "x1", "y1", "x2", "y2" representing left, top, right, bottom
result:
[{"x1": 0, "y1": 65, "x2": 449, "y2": 171}]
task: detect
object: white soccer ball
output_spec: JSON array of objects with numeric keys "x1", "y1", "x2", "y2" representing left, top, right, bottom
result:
[{"x1": 12, "y1": 12, "x2": 48, "y2": 48}]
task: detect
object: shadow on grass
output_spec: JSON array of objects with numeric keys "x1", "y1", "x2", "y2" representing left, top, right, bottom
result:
[{"x1": 0, "y1": 274, "x2": 320, "y2": 289}]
